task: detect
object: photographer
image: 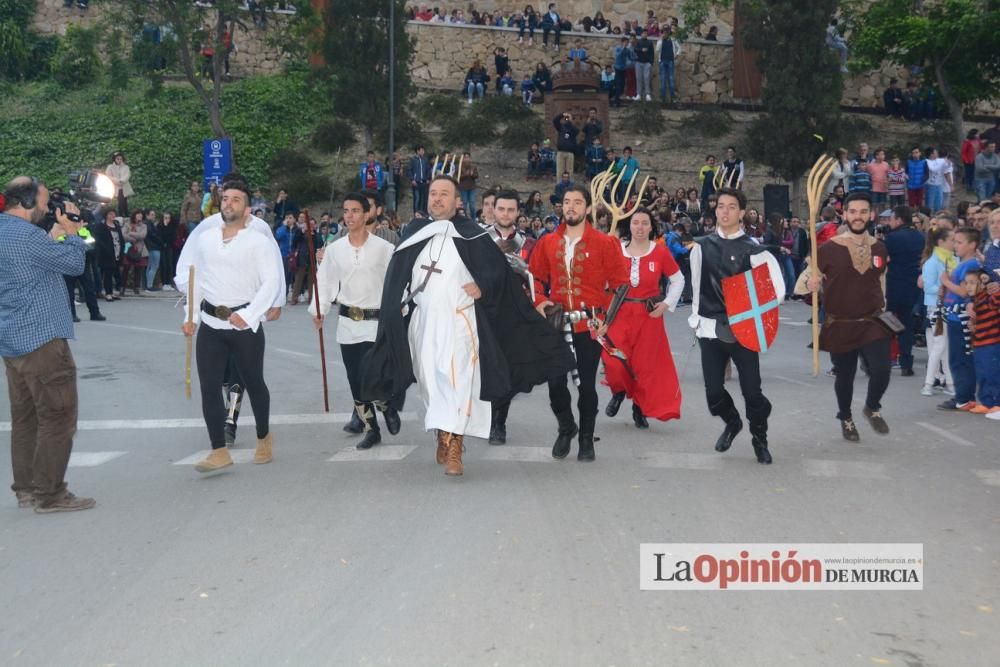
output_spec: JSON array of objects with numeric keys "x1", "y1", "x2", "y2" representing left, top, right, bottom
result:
[
  {"x1": 883, "y1": 205, "x2": 925, "y2": 376},
  {"x1": 0, "y1": 176, "x2": 96, "y2": 513}
]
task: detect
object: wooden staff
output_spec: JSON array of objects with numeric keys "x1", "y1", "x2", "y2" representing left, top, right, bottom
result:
[
  {"x1": 303, "y1": 209, "x2": 330, "y2": 412},
  {"x1": 805, "y1": 154, "x2": 837, "y2": 377},
  {"x1": 185, "y1": 264, "x2": 194, "y2": 399}
]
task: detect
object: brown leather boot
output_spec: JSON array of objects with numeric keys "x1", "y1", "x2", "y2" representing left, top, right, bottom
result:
[
  {"x1": 444, "y1": 434, "x2": 465, "y2": 476},
  {"x1": 254, "y1": 432, "x2": 273, "y2": 464},
  {"x1": 436, "y1": 430, "x2": 450, "y2": 465},
  {"x1": 195, "y1": 447, "x2": 234, "y2": 473}
]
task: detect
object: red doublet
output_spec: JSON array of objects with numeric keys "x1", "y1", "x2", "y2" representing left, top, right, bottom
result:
[
  {"x1": 529, "y1": 223, "x2": 629, "y2": 333},
  {"x1": 603, "y1": 243, "x2": 682, "y2": 421}
]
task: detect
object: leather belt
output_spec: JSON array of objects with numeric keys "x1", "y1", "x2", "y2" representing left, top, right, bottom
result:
[
  {"x1": 338, "y1": 304, "x2": 380, "y2": 322},
  {"x1": 201, "y1": 300, "x2": 250, "y2": 319}
]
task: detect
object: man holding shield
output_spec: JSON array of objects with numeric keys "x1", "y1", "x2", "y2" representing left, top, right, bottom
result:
[{"x1": 688, "y1": 187, "x2": 784, "y2": 464}]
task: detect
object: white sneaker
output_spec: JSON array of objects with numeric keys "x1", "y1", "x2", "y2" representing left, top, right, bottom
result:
[
  {"x1": 645, "y1": 94, "x2": 652, "y2": 101},
  {"x1": 986, "y1": 411, "x2": 1000, "y2": 421},
  {"x1": 920, "y1": 384, "x2": 933, "y2": 396}
]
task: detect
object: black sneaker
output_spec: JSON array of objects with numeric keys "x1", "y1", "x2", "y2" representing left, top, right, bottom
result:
[
  {"x1": 840, "y1": 418, "x2": 860, "y2": 442},
  {"x1": 937, "y1": 399, "x2": 959, "y2": 411},
  {"x1": 863, "y1": 406, "x2": 890, "y2": 434},
  {"x1": 900, "y1": 368, "x2": 915, "y2": 377}
]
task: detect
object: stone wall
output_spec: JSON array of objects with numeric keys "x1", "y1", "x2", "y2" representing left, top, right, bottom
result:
[
  {"x1": 30, "y1": 0, "x2": 287, "y2": 77},
  {"x1": 409, "y1": 22, "x2": 735, "y2": 104}
]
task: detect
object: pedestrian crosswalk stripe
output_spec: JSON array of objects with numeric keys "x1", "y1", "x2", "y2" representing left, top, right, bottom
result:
[
  {"x1": 174, "y1": 449, "x2": 257, "y2": 465},
  {"x1": 637, "y1": 452, "x2": 723, "y2": 470},
  {"x1": 804, "y1": 460, "x2": 889, "y2": 480},
  {"x1": 0, "y1": 412, "x2": 419, "y2": 432},
  {"x1": 328, "y1": 445, "x2": 419, "y2": 461},
  {"x1": 68, "y1": 451, "x2": 127, "y2": 467},
  {"x1": 481, "y1": 446, "x2": 555, "y2": 462},
  {"x1": 974, "y1": 470, "x2": 1000, "y2": 487},
  {"x1": 915, "y1": 422, "x2": 976, "y2": 447}
]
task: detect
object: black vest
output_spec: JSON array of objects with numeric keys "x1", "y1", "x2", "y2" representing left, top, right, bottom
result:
[{"x1": 697, "y1": 233, "x2": 769, "y2": 322}]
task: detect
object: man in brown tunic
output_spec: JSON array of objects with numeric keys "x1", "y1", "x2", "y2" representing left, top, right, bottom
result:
[{"x1": 808, "y1": 192, "x2": 892, "y2": 442}]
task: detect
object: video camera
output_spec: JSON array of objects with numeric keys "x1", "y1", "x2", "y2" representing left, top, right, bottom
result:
[{"x1": 41, "y1": 170, "x2": 115, "y2": 231}]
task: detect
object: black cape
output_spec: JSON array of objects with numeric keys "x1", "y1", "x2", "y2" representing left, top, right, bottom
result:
[{"x1": 361, "y1": 216, "x2": 575, "y2": 403}]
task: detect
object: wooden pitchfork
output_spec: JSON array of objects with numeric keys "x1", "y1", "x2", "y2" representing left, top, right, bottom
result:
[
  {"x1": 805, "y1": 154, "x2": 837, "y2": 377},
  {"x1": 431, "y1": 152, "x2": 464, "y2": 179},
  {"x1": 590, "y1": 164, "x2": 649, "y2": 236},
  {"x1": 303, "y1": 208, "x2": 330, "y2": 412}
]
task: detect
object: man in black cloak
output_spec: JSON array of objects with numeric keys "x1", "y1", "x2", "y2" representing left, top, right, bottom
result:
[{"x1": 361, "y1": 175, "x2": 574, "y2": 476}]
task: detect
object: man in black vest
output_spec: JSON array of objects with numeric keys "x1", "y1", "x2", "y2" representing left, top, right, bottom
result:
[{"x1": 687, "y1": 188, "x2": 785, "y2": 464}]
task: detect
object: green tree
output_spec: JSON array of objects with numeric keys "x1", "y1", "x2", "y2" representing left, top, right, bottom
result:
[
  {"x1": 100, "y1": 0, "x2": 292, "y2": 137},
  {"x1": 317, "y1": 0, "x2": 414, "y2": 151},
  {"x1": 845, "y1": 0, "x2": 1000, "y2": 149},
  {"x1": 682, "y1": 0, "x2": 842, "y2": 196}
]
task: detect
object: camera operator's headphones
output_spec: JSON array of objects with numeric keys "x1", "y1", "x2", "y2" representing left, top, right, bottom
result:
[{"x1": 2, "y1": 177, "x2": 40, "y2": 210}]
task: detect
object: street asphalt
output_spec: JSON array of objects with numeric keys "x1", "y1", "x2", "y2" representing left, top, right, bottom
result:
[{"x1": 1, "y1": 294, "x2": 997, "y2": 666}]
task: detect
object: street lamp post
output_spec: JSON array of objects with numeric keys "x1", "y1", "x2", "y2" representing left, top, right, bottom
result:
[{"x1": 385, "y1": 0, "x2": 397, "y2": 212}]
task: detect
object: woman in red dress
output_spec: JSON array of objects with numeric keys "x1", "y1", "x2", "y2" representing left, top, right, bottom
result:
[{"x1": 603, "y1": 208, "x2": 686, "y2": 427}]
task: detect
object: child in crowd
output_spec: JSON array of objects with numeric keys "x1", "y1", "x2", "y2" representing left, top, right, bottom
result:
[
  {"x1": 527, "y1": 142, "x2": 541, "y2": 179},
  {"x1": 499, "y1": 71, "x2": 515, "y2": 96},
  {"x1": 920, "y1": 226, "x2": 956, "y2": 396},
  {"x1": 520, "y1": 73, "x2": 536, "y2": 106},
  {"x1": 939, "y1": 227, "x2": 982, "y2": 412},
  {"x1": 887, "y1": 156, "x2": 908, "y2": 208},
  {"x1": 600, "y1": 65, "x2": 615, "y2": 98},
  {"x1": 964, "y1": 268, "x2": 1000, "y2": 418},
  {"x1": 568, "y1": 39, "x2": 588, "y2": 62}
]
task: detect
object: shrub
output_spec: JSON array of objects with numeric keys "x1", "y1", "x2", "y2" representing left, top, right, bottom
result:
[
  {"x1": 51, "y1": 24, "x2": 101, "y2": 87},
  {"x1": 620, "y1": 101, "x2": 666, "y2": 136},
  {"x1": 414, "y1": 93, "x2": 462, "y2": 124},
  {"x1": 500, "y1": 115, "x2": 544, "y2": 150},
  {"x1": 678, "y1": 109, "x2": 734, "y2": 139},
  {"x1": 441, "y1": 111, "x2": 497, "y2": 149},
  {"x1": 312, "y1": 119, "x2": 356, "y2": 152},
  {"x1": 473, "y1": 94, "x2": 532, "y2": 124}
]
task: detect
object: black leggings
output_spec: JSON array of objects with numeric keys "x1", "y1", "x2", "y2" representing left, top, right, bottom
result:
[
  {"x1": 196, "y1": 325, "x2": 270, "y2": 449},
  {"x1": 101, "y1": 266, "x2": 122, "y2": 294},
  {"x1": 548, "y1": 331, "x2": 602, "y2": 421},
  {"x1": 829, "y1": 337, "x2": 891, "y2": 420}
]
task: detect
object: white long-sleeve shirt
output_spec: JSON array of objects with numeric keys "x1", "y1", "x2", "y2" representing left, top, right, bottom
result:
[
  {"x1": 308, "y1": 232, "x2": 394, "y2": 344},
  {"x1": 687, "y1": 228, "x2": 785, "y2": 339},
  {"x1": 174, "y1": 212, "x2": 286, "y2": 309},
  {"x1": 188, "y1": 225, "x2": 283, "y2": 332}
]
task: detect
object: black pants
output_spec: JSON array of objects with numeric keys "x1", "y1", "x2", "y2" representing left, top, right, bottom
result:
[
  {"x1": 101, "y1": 265, "x2": 122, "y2": 295},
  {"x1": 830, "y1": 338, "x2": 891, "y2": 420},
  {"x1": 160, "y1": 247, "x2": 175, "y2": 288},
  {"x1": 65, "y1": 270, "x2": 99, "y2": 318},
  {"x1": 699, "y1": 337, "x2": 771, "y2": 437},
  {"x1": 548, "y1": 331, "x2": 602, "y2": 430},
  {"x1": 196, "y1": 325, "x2": 270, "y2": 449},
  {"x1": 888, "y1": 299, "x2": 917, "y2": 371}
]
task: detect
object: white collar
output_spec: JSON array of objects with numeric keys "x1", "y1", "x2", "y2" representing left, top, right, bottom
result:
[
  {"x1": 716, "y1": 227, "x2": 745, "y2": 240},
  {"x1": 396, "y1": 219, "x2": 487, "y2": 253}
]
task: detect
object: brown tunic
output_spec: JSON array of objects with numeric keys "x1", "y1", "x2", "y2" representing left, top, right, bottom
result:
[{"x1": 817, "y1": 235, "x2": 891, "y2": 354}]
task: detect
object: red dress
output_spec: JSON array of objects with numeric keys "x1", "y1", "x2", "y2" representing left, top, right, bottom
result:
[{"x1": 603, "y1": 243, "x2": 682, "y2": 421}]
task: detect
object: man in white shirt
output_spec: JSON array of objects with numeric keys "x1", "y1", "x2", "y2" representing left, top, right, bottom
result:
[
  {"x1": 181, "y1": 178, "x2": 284, "y2": 473},
  {"x1": 175, "y1": 174, "x2": 285, "y2": 447},
  {"x1": 688, "y1": 187, "x2": 785, "y2": 464},
  {"x1": 310, "y1": 193, "x2": 398, "y2": 450}
]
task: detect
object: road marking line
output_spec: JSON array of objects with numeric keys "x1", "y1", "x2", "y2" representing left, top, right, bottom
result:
[
  {"x1": 174, "y1": 449, "x2": 257, "y2": 465},
  {"x1": 804, "y1": 460, "x2": 889, "y2": 480},
  {"x1": 639, "y1": 452, "x2": 723, "y2": 470},
  {"x1": 0, "y1": 412, "x2": 419, "y2": 432},
  {"x1": 68, "y1": 451, "x2": 127, "y2": 467},
  {"x1": 481, "y1": 446, "x2": 555, "y2": 462},
  {"x1": 99, "y1": 322, "x2": 182, "y2": 337},
  {"x1": 974, "y1": 470, "x2": 1000, "y2": 487},
  {"x1": 328, "y1": 445, "x2": 419, "y2": 462},
  {"x1": 916, "y1": 422, "x2": 976, "y2": 447},
  {"x1": 774, "y1": 375, "x2": 816, "y2": 387}
]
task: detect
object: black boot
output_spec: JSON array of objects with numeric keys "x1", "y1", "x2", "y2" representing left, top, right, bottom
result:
[
  {"x1": 632, "y1": 403, "x2": 649, "y2": 429},
  {"x1": 605, "y1": 391, "x2": 625, "y2": 417},
  {"x1": 489, "y1": 401, "x2": 509, "y2": 445},
  {"x1": 343, "y1": 410, "x2": 364, "y2": 434},
  {"x1": 355, "y1": 402, "x2": 381, "y2": 450},
  {"x1": 382, "y1": 405, "x2": 401, "y2": 435},
  {"x1": 223, "y1": 383, "x2": 243, "y2": 447},
  {"x1": 552, "y1": 410, "x2": 578, "y2": 459},
  {"x1": 577, "y1": 413, "x2": 596, "y2": 461},
  {"x1": 709, "y1": 393, "x2": 742, "y2": 453},
  {"x1": 748, "y1": 395, "x2": 773, "y2": 464}
]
